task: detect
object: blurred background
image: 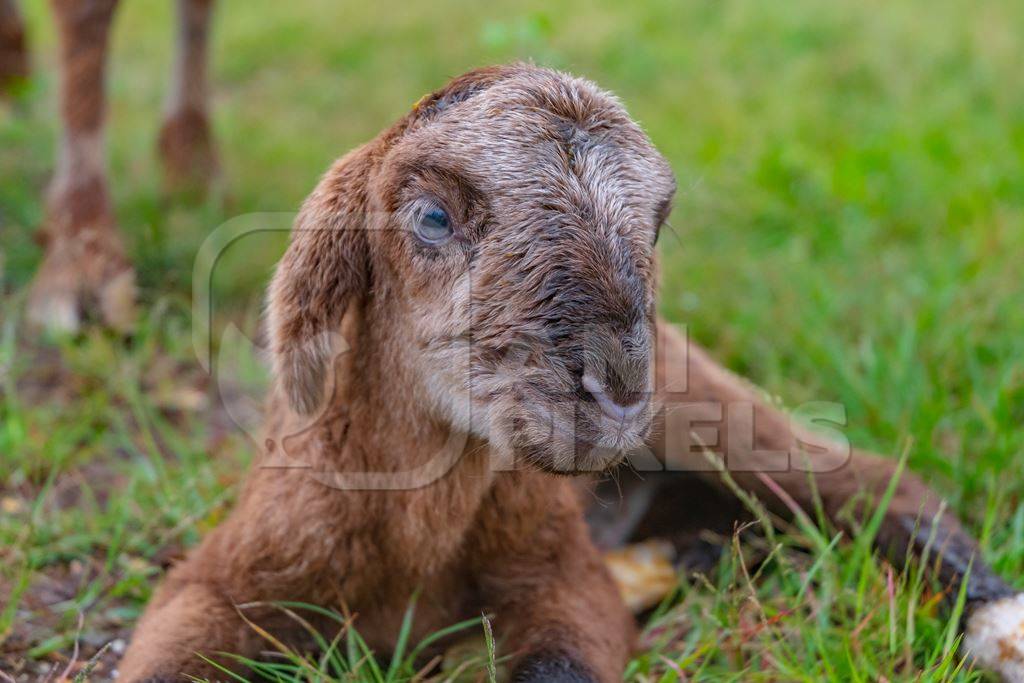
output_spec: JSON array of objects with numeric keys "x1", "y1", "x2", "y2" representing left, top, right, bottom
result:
[{"x1": 0, "y1": 0, "x2": 1022, "y2": 680}]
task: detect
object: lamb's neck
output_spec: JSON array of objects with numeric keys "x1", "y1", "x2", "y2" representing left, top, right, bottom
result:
[{"x1": 340, "y1": 347, "x2": 483, "y2": 479}]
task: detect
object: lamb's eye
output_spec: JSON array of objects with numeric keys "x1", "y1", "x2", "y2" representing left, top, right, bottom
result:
[{"x1": 414, "y1": 206, "x2": 453, "y2": 245}]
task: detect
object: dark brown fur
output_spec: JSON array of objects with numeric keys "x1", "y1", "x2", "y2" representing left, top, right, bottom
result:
[
  {"x1": 117, "y1": 65, "x2": 1012, "y2": 682},
  {"x1": 0, "y1": 0, "x2": 28, "y2": 90}
]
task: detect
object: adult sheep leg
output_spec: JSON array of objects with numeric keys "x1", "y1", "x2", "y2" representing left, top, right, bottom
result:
[
  {"x1": 28, "y1": 0, "x2": 135, "y2": 333},
  {"x1": 471, "y1": 473, "x2": 636, "y2": 683},
  {"x1": 648, "y1": 318, "x2": 1022, "y2": 678},
  {"x1": 158, "y1": 0, "x2": 217, "y2": 194},
  {"x1": 0, "y1": 0, "x2": 29, "y2": 92}
]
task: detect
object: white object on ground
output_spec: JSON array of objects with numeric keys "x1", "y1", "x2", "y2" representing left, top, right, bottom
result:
[{"x1": 964, "y1": 592, "x2": 1024, "y2": 682}]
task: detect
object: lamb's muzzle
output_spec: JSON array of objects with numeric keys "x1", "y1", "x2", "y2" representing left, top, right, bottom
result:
[{"x1": 582, "y1": 373, "x2": 648, "y2": 423}]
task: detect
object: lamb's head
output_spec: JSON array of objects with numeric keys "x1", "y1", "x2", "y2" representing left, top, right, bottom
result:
[{"x1": 267, "y1": 64, "x2": 676, "y2": 473}]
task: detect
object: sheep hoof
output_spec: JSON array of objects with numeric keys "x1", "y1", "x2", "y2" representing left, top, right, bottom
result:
[
  {"x1": 98, "y1": 268, "x2": 138, "y2": 333},
  {"x1": 26, "y1": 287, "x2": 80, "y2": 334},
  {"x1": 26, "y1": 227, "x2": 136, "y2": 335},
  {"x1": 512, "y1": 653, "x2": 597, "y2": 683},
  {"x1": 964, "y1": 593, "x2": 1024, "y2": 681}
]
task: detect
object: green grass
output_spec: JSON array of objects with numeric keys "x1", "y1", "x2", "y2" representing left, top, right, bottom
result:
[{"x1": 1, "y1": 0, "x2": 1022, "y2": 680}]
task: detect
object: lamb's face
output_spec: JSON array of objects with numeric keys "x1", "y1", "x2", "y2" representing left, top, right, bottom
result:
[{"x1": 369, "y1": 67, "x2": 676, "y2": 473}]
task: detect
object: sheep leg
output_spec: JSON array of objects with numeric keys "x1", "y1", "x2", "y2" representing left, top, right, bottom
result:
[
  {"x1": 28, "y1": 0, "x2": 135, "y2": 333},
  {"x1": 120, "y1": 459, "x2": 375, "y2": 680},
  {"x1": 473, "y1": 475, "x2": 636, "y2": 683},
  {"x1": 116, "y1": 574, "x2": 261, "y2": 682},
  {"x1": 158, "y1": 0, "x2": 217, "y2": 195},
  {"x1": 0, "y1": 0, "x2": 28, "y2": 93},
  {"x1": 648, "y1": 318, "x2": 1023, "y2": 678}
]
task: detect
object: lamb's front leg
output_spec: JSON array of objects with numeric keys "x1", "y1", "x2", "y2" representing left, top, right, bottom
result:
[
  {"x1": 117, "y1": 570, "x2": 260, "y2": 682},
  {"x1": 471, "y1": 473, "x2": 635, "y2": 683},
  {"x1": 651, "y1": 318, "x2": 1023, "y2": 679},
  {"x1": 119, "y1": 463, "x2": 342, "y2": 681},
  {"x1": 117, "y1": 504, "x2": 297, "y2": 682}
]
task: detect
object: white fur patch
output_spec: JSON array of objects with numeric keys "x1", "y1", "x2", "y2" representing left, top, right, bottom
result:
[
  {"x1": 99, "y1": 268, "x2": 137, "y2": 333},
  {"x1": 53, "y1": 130, "x2": 105, "y2": 194},
  {"x1": 27, "y1": 291, "x2": 79, "y2": 334},
  {"x1": 964, "y1": 593, "x2": 1024, "y2": 681}
]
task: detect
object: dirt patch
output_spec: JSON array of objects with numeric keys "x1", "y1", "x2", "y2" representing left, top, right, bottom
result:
[{"x1": 0, "y1": 560, "x2": 131, "y2": 681}]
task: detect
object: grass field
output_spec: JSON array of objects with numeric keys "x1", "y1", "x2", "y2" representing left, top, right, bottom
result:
[{"x1": 1, "y1": 0, "x2": 1023, "y2": 680}]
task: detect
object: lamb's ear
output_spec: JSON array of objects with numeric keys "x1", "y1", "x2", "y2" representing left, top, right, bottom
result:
[{"x1": 266, "y1": 146, "x2": 374, "y2": 415}]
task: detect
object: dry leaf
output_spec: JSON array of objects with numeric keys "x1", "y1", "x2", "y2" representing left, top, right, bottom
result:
[{"x1": 603, "y1": 540, "x2": 678, "y2": 612}]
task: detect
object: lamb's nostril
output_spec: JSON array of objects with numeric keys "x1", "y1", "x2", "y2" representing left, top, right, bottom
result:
[{"x1": 581, "y1": 374, "x2": 647, "y2": 423}]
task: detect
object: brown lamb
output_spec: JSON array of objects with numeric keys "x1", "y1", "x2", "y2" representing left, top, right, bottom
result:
[
  {"x1": 2, "y1": 4, "x2": 1021, "y2": 679},
  {"x1": 112, "y1": 65, "x2": 1023, "y2": 682}
]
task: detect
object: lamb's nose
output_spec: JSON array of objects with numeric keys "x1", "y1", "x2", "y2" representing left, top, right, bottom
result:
[{"x1": 581, "y1": 374, "x2": 647, "y2": 423}]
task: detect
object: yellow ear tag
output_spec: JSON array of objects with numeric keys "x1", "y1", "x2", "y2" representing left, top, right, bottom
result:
[{"x1": 412, "y1": 93, "x2": 433, "y2": 112}]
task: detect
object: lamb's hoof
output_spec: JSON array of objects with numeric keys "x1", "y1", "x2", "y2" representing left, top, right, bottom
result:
[
  {"x1": 158, "y1": 107, "x2": 218, "y2": 197},
  {"x1": 27, "y1": 228, "x2": 137, "y2": 335},
  {"x1": 964, "y1": 593, "x2": 1024, "y2": 682},
  {"x1": 512, "y1": 653, "x2": 597, "y2": 683}
]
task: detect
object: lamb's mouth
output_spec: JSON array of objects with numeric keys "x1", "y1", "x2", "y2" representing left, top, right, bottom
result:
[
  {"x1": 516, "y1": 436, "x2": 629, "y2": 475},
  {"x1": 499, "y1": 389, "x2": 652, "y2": 474},
  {"x1": 464, "y1": 362, "x2": 653, "y2": 471}
]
